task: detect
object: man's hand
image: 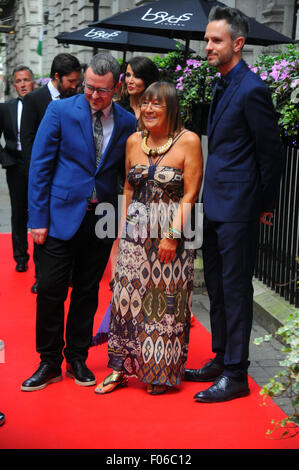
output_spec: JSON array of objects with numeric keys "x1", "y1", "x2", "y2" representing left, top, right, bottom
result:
[
  {"x1": 31, "y1": 228, "x2": 48, "y2": 245},
  {"x1": 260, "y1": 211, "x2": 274, "y2": 226}
]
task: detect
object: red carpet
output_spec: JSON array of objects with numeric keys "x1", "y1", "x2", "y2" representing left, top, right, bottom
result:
[{"x1": 0, "y1": 232, "x2": 298, "y2": 450}]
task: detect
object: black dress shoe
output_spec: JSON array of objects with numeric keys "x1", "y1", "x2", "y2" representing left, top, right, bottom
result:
[
  {"x1": 16, "y1": 262, "x2": 28, "y2": 272},
  {"x1": 0, "y1": 411, "x2": 5, "y2": 426},
  {"x1": 66, "y1": 360, "x2": 96, "y2": 386},
  {"x1": 21, "y1": 363, "x2": 62, "y2": 391},
  {"x1": 194, "y1": 374, "x2": 250, "y2": 403},
  {"x1": 31, "y1": 280, "x2": 39, "y2": 294},
  {"x1": 185, "y1": 358, "x2": 224, "y2": 382}
]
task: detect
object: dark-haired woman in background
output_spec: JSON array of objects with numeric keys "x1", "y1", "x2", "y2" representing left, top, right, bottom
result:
[
  {"x1": 117, "y1": 56, "x2": 160, "y2": 119},
  {"x1": 95, "y1": 81, "x2": 203, "y2": 395}
]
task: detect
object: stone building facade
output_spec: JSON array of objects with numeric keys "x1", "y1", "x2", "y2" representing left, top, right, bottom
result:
[{"x1": 1, "y1": 0, "x2": 298, "y2": 90}]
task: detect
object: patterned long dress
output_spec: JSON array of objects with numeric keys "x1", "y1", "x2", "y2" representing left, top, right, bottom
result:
[{"x1": 107, "y1": 163, "x2": 194, "y2": 386}]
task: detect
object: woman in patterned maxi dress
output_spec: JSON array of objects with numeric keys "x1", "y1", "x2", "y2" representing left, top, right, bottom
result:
[{"x1": 95, "y1": 82, "x2": 203, "y2": 395}]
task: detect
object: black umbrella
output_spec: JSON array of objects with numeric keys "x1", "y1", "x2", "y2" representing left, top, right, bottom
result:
[
  {"x1": 89, "y1": 0, "x2": 292, "y2": 49},
  {"x1": 55, "y1": 27, "x2": 188, "y2": 63}
]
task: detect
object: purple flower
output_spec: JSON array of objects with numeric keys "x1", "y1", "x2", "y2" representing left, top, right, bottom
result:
[
  {"x1": 186, "y1": 59, "x2": 202, "y2": 68},
  {"x1": 270, "y1": 70, "x2": 280, "y2": 81},
  {"x1": 36, "y1": 77, "x2": 51, "y2": 86},
  {"x1": 280, "y1": 71, "x2": 290, "y2": 80}
]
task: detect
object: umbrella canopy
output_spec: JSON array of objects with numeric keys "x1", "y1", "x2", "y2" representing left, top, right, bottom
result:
[
  {"x1": 55, "y1": 27, "x2": 186, "y2": 54},
  {"x1": 89, "y1": 0, "x2": 292, "y2": 46}
]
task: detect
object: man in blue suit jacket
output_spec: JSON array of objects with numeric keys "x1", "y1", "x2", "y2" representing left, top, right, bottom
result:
[
  {"x1": 21, "y1": 53, "x2": 136, "y2": 391},
  {"x1": 185, "y1": 7, "x2": 283, "y2": 402}
]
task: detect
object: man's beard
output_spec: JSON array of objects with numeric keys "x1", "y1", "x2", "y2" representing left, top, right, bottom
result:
[
  {"x1": 207, "y1": 48, "x2": 234, "y2": 69},
  {"x1": 58, "y1": 82, "x2": 76, "y2": 99}
]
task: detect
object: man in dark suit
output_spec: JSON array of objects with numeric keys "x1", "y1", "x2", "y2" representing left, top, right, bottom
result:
[
  {"x1": 21, "y1": 52, "x2": 137, "y2": 391},
  {"x1": 0, "y1": 66, "x2": 35, "y2": 272},
  {"x1": 185, "y1": 6, "x2": 283, "y2": 402},
  {"x1": 21, "y1": 53, "x2": 82, "y2": 293}
]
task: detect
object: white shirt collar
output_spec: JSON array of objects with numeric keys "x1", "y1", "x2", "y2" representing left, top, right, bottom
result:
[
  {"x1": 47, "y1": 80, "x2": 60, "y2": 100},
  {"x1": 92, "y1": 102, "x2": 113, "y2": 118}
]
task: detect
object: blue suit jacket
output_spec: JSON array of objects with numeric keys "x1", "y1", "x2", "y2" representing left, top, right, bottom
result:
[
  {"x1": 203, "y1": 60, "x2": 283, "y2": 222},
  {"x1": 28, "y1": 93, "x2": 136, "y2": 240}
]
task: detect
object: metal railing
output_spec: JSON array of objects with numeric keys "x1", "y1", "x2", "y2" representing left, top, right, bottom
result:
[{"x1": 254, "y1": 139, "x2": 299, "y2": 308}]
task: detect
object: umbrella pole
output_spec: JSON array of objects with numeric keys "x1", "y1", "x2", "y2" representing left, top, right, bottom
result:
[
  {"x1": 184, "y1": 37, "x2": 190, "y2": 64},
  {"x1": 90, "y1": 0, "x2": 100, "y2": 56},
  {"x1": 122, "y1": 50, "x2": 127, "y2": 71}
]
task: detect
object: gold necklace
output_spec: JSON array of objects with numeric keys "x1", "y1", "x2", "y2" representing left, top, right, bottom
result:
[{"x1": 141, "y1": 134, "x2": 173, "y2": 158}]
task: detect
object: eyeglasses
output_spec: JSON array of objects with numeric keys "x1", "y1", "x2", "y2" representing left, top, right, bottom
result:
[
  {"x1": 140, "y1": 102, "x2": 167, "y2": 110},
  {"x1": 83, "y1": 81, "x2": 116, "y2": 95}
]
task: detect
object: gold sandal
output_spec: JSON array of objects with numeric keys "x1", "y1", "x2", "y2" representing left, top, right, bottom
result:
[
  {"x1": 147, "y1": 384, "x2": 166, "y2": 395},
  {"x1": 94, "y1": 371, "x2": 128, "y2": 395}
]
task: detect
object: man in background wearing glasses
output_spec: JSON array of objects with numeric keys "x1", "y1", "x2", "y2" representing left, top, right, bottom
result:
[{"x1": 21, "y1": 53, "x2": 137, "y2": 392}]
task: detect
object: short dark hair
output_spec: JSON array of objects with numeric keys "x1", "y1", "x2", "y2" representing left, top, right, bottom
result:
[
  {"x1": 140, "y1": 81, "x2": 182, "y2": 136},
  {"x1": 208, "y1": 6, "x2": 249, "y2": 41},
  {"x1": 88, "y1": 52, "x2": 121, "y2": 84},
  {"x1": 50, "y1": 53, "x2": 81, "y2": 79},
  {"x1": 128, "y1": 56, "x2": 160, "y2": 91},
  {"x1": 12, "y1": 65, "x2": 34, "y2": 81}
]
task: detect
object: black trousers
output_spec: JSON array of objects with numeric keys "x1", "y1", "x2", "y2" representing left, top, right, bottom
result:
[
  {"x1": 33, "y1": 243, "x2": 40, "y2": 279},
  {"x1": 36, "y1": 210, "x2": 112, "y2": 367},
  {"x1": 202, "y1": 216, "x2": 259, "y2": 378},
  {"x1": 6, "y1": 163, "x2": 29, "y2": 264}
]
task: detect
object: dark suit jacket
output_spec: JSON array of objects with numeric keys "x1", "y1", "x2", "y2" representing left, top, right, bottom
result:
[
  {"x1": 20, "y1": 85, "x2": 52, "y2": 172},
  {"x1": 28, "y1": 94, "x2": 137, "y2": 240},
  {"x1": 0, "y1": 98, "x2": 22, "y2": 168},
  {"x1": 203, "y1": 60, "x2": 284, "y2": 222}
]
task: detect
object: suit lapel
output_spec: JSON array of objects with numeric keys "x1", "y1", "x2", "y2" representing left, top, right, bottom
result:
[
  {"x1": 207, "y1": 86, "x2": 217, "y2": 135},
  {"x1": 76, "y1": 95, "x2": 95, "y2": 163},
  {"x1": 75, "y1": 100, "x2": 125, "y2": 174},
  {"x1": 8, "y1": 99, "x2": 18, "y2": 138},
  {"x1": 208, "y1": 62, "x2": 249, "y2": 139},
  {"x1": 95, "y1": 102, "x2": 119, "y2": 174}
]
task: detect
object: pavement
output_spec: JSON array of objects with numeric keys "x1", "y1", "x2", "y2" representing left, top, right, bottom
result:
[
  {"x1": 193, "y1": 260, "x2": 297, "y2": 419},
  {"x1": 0, "y1": 165, "x2": 297, "y2": 419}
]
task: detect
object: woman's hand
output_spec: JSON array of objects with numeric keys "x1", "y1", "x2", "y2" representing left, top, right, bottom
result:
[{"x1": 158, "y1": 238, "x2": 178, "y2": 264}]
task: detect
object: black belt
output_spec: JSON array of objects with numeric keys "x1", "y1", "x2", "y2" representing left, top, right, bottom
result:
[{"x1": 86, "y1": 202, "x2": 98, "y2": 212}]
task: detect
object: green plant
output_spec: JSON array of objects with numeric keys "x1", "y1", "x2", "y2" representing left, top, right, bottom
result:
[
  {"x1": 173, "y1": 58, "x2": 217, "y2": 124},
  {"x1": 152, "y1": 44, "x2": 188, "y2": 80},
  {"x1": 254, "y1": 310, "x2": 299, "y2": 438},
  {"x1": 153, "y1": 45, "x2": 218, "y2": 124},
  {"x1": 153, "y1": 44, "x2": 298, "y2": 140},
  {"x1": 34, "y1": 75, "x2": 51, "y2": 87},
  {"x1": 250, "y1": 44, "x2": 299, "y2": 141}
]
